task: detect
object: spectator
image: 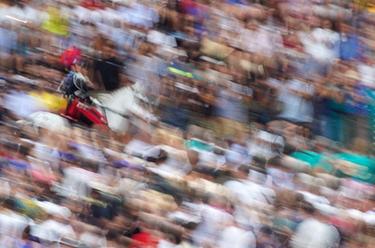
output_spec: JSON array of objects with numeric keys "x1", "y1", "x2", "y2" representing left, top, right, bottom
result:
[
  {"x1": 291, "y1": 202, "x2": 340, "y2": 248},
  {"x1": 256, "y1": 226, "x2": 278, "y2": 248},
  {"x1": 338, "y1": 22, "x2": 363, "y2": 61},
  {"x1": 301, "y1": 19, "x2": 339, "y2": 75},
  {"x1": 0, "y1": 1, "x2": 373, "y2": 248},
  {"x1": 217, "y1": 219, "x2": 256, "y2": 248},
  {"x1": 340, "y1": 70, "x2": 368, "y2": 146},
  {"x1": 214, "y1": 81, "x2": 250, "y2": 138},
  {"x1": 277, "y1": 75, "x2": 315, "y2": 129}
]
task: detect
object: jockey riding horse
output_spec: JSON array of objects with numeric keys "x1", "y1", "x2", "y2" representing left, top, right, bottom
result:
[{"x1": 58, "y1": 59, "x2": 108, "y2": 127}]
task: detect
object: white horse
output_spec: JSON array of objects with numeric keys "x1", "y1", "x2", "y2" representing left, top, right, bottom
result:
[{"x1": 20, "y1": 85, "x2": 157, "y2": 134}]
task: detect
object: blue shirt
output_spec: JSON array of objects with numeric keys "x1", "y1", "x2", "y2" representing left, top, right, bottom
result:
[
  {"x1": 215, "y1": 89, "x2": 248, "y2": 123},
  {"x1": 339, "y1": 34, "x2": 362, "y2": 61},
  {"x1": 8, "y1": 159, "x2": 29, "y2": 171},
  {"x1": 0, "y1": 27, "x2": 17, "y2": 54},
  {"x1": 227, "y1": 0, "x2": 247, "y2": 4},
  {"x1": 344, "y1": 86, "x2": 368, "y2": 116}
]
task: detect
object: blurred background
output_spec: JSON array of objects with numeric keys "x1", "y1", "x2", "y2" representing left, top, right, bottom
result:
[{"x1": 0, "y1": 0, "x2": 374, "y2": 247}]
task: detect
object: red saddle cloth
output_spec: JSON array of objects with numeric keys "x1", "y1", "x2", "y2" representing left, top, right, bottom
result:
[{"x1": 63, "y1": 97, "x2": 107, "y2": 127}]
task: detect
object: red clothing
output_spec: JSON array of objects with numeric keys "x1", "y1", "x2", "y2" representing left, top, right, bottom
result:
[
  {"x1": 0, "y1": 151, "x2": 8, "y2": 158},
  {"x1": 31, "y1": 169, "x2": 57, "y2": 185},
  {"x1": 179, "y1": 0, "x2": 197, "y2": 14},
  {"x1": 130, "y1": 231, "x2": 158, "y2": 248},
  {"x1": 329, "y1": 216, "x2": 357, "y2": 235},
  {"x1": 81, "y1": 0, "x2": 104, "y2": 9}
]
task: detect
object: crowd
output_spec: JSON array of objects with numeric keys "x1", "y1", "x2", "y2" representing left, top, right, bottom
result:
[{"x1": 0, "y1": 0, "x2": 374, "y2": 247}]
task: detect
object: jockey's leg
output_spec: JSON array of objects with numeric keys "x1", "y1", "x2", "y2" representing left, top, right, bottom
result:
[{"x1": 65, "y1": 97, "x2": 81, "y2": 120}]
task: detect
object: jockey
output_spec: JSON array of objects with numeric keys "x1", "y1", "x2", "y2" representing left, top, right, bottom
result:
[
  {"x1": 58, "y1": 60, "x2": 107, "y2": 126},
  {"x1": 58, "y1": 59, "x2": 90, "y2": 102}
]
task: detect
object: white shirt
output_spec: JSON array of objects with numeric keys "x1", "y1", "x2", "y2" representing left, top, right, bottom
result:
[
  {"x1": 240, "y1": 25, "x2": 282, "y2": 57},
  {"x1": 5, "y1": 6, "x2": 29, "y2": 23},
  {"x1": 278, "y1": 79, "x2": 314, "y2": 123},
  {"x1": 232, "y1": 205, "x2": 261, "y2": 229},
  {"x1": 59, "y1": 166, "x2": 101, "y2": 198},
  {"x1": 32, "y1": 142, "x2": 60, "y2": 168},
  {"x1": 150, "y1": 145, "x2": 192, "y2": 177},
  {"x1": 291, "y1": 218, "x2": 340, "y2": 248},
  {"x1": 73, "y1": 6, "x2": 90, "y2": 23},
  {"x1": 218, "y1": 226, "x2": 256, "y2": 248},
  {"x1": 192, "y1": 204, "x2": 233, "y2": 246},
  {"x1": 299, "y1": 191, "x2": 330, "y2": 206},
  {"x1": 158, "y1": 240, "x2": 177, "y2": 248},
  {"x1": 267, "y1": 168, "x2": 295, "y2": 189},
  {"x1": 358, "y1": 63, "x2": 375, "y2": 88},
  {"x1": 120, "y1": 3, "x2": 158, "y2": 29},
  {"x1": 364, "y1": 210, "x2": 375, "y2": 225},
  {"x1": 73, "y1": 143, "x2": 106, "y2": 164},
  {"x1": 0, "y1": 179, "x2": 10, "y2": 199},
  {"x1": 225, "y1": 143, "x2": 251, "y2": 167},
  {"x1": 124, "y1": 139, "x2": 153, "y2": 157},
  {"x1": 80, "y1": 232, "x2": 107, "y2": 248},
  {"x1": 115, "y1": 177, "x2": 146, "y2": 199},
  {"x1": 198, "y1": 150, "x2": 224, "y2": 169},
  {"x1": 0, "y1": 211, "x2": 30, "y2": 239},
  {"x1": 31, "y1": 219, "x2": 76, "y2": 243},
  {"x1": 247, "y1": 130, "x2": 284, "y2": 160},
  {"x1": 224, "y1": 180, "x2": 275, "y2": 207},
  {"x1": 313, "y1": 4, "x2": 351, "y2": 19},
  {"x1": 9, "y1": 5, "x2": 42, "y2": 24},
  {"x1": 34, "y1": 200, "x2": 71, "y2": 219},
  {"x1": 148, "y1": 30, "x2": 177, "y2": 47},
  {"x1": 100, "y1": 7, "x2": 121, "y2": 26},
  {"x1": 301, "y1": 28, "x2": 339, "y2": 62}
]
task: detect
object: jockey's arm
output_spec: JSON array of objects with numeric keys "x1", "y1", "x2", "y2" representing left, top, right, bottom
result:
[
  {"x1": 57, "y1": 81, "x2": 64, "y2": 93},
  {"x1": 84, "y1": 76, "x2": 96, "y2": 90}
]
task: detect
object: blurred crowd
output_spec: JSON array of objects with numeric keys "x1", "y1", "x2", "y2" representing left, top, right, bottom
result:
[{"x1": 0, "y1": 0, "x2": 374, "y2": 247}]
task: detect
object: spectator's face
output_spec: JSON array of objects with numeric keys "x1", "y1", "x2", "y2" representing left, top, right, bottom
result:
[
  {"x1": 187, "y1": 150, "x2": 199, "y2": 167},
  {"x1": 184, "y1": 26, "x2": 195, "y2": 35},
  {"x1": 247, "y1": 20, "x2": 258, "y2": 30},
  {"x1": 322, "y1": 20, "x2": 332, "y2": 30},
  {"x1": 103, "y1": 45, "x2": 114, "y2": 58},
  {"x1": 340, "y1": 23, "x2": 352, "y2": 34},
  {"x1": 257, "y1": 232, "x2": 272, "y2": 244},
  {"x1": 308, "y1": 16, "x2": 320, "y2": 28}
]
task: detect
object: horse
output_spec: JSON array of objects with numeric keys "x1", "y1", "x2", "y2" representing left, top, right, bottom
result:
[{"x1": 19, "y1": 85, "x2": 157, "y2": 134}]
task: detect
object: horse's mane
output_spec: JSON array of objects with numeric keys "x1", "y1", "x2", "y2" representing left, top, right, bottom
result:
[
  {"x1": 90, "y1": 86, "x2": 128, "y2": 100},
  {"x1": 92, "y1": 86, "x2": 136, "y2": 102}
]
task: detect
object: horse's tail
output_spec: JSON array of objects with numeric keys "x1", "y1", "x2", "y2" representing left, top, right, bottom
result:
[{"x1": 16, "y1": 119, "x2": 40, "y2": 134}]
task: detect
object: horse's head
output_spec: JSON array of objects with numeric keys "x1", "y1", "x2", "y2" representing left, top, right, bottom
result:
[{"x1": 92, "y1": 86, "x2": 157, "y2": 134}]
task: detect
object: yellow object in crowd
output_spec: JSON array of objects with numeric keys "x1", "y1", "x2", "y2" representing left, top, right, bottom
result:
[
  {"x1": 42, "y1": 7, "x2": 69, "y2": 37},
  {"x1": 354, "y1": 0, "x2": 375, "y2": 12},
  {"x1": 368, "y1": 6, "x2": 375, "y2": 13},
  {"x1": 29, "y1": 91, "x2": 67, "y2": 112}
]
